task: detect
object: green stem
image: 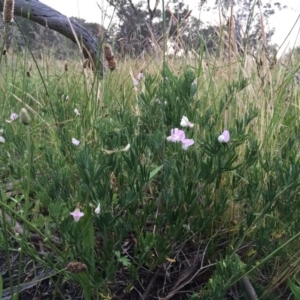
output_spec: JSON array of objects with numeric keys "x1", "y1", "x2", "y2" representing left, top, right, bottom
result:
[
  {"x1": 0, "y1": 191, "x2": 14, "y2": 297},
  {"x1": 25, "y1": 126, "x2": 31, "y2": 223},
  {"x1": 0, "y1": 23, "x2": 9, "y2": 67},
  {"x1": 16, "y1": 125, "x2": 32, "y2": 295}
]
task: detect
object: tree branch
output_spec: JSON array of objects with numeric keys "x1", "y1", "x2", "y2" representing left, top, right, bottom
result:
[
  {"x1": 147, "y1": 0, "x2": 160, "y2": 27},
  {"x1": 128, "y1": 0, "x2": 138, "y2": 17},
  {"x1": 106, "y1": 0, "x2": 137, "y2": 27},
  {"x1": 0, "y1": 0, "x2": 102, "y2": 70}
]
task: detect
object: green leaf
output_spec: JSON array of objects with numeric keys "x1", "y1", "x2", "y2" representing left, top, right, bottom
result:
[
  {"x1": 149, "y1": 165, "x2": 163, "y2": 180},
  {"x1": 288, "y1": 280, "x2": 300, "y2": 299},
  {"x1": 12, "y1": 293, "x2": 18, "y2": 300},
  {"x1": 82, "y1": 214, "x2": 95, "y2": 273},
  {"x1": 115, "y1": 251, "x2": 131, "y2": 267}
]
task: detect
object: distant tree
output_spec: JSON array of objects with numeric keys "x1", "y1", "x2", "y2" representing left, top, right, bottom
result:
[
  {"x1": 106, "y1": 0, "x2": 205, "y2": 56},
  {"x1": 106, "y1": 0, "x2": 161, "y2": 56},
  {"x1": 204, "y1": 0, "x2": 287, "y2": 51}
]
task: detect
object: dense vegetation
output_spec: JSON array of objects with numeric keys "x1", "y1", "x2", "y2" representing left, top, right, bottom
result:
[{"x1": 1, "y1": 0, "x2": 300, "y2": 299}]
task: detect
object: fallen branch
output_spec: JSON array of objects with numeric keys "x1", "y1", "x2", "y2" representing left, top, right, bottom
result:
[{"x1": 0, "y1": 0, "x2": 102, "y2": 70}]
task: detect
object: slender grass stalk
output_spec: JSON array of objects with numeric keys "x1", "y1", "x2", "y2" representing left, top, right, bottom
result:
[
  {"x1": 14, "y1": 20, "x2": 49, "y2": 97},
  {"x1": 0, "y1": 23, "x2": 10, "y2": 67},
  {"x1": 0, "y1": 196, "x2": 63, "y2": 256},
  {"x1": 232, "y1": 178, "x2": 300, "y2": 258},
  {"x1": 0, "y1": 191, "x2": 14, "y2": 297},
  {"x1": 15, "y1": 112, "x2": 32, "y2": 295},
  {"x1": 229, "y1": 230, "x2": 300, "y2": 292}
]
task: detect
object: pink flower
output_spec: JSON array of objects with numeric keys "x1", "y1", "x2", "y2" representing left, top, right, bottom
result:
[
  {"x1": 167, "y1": 128, "x2": 195, "y2": 150},
  {"x1": 10, "y1": 113, "x2": 18, "y2": 120},
  {"x1": 70, "y1": 207, "x2": 84, "y2": 222},
  {"x1": 5, "y1": 112, "x2": 18, "y2": 123},
  {"x1": 218, "y1": 130, "x2": 230, "y2": 143},
  {"x1": 181, "y1": 138, "x2": 194, "y2": 150},
  {"x1": 167, "y1": 128, "x2": 185, "y2": 143}
]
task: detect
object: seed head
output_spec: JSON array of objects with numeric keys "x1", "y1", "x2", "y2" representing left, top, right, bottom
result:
[
  {"x1": 66, "y1": 262, "x2": 87, "y2": 273},
  {"x1": 20, "y1": 108, "x2": 31, "y2": 125},
  {"x1": 103, "y1": 44, "x2": 117, "y2": 71},
  {"x1": 3, "y1": 0, "x2": 14, "y2": 23}
]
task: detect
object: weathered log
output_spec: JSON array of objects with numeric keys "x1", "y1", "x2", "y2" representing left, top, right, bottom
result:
[{"x1": 0, "y1": 0, "x2": 102, "y2": 70}]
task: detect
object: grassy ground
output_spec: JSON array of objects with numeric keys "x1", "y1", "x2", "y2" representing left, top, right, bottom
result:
[{"x1": 1, "y1": 39, "x2": 300, "y2": 299}]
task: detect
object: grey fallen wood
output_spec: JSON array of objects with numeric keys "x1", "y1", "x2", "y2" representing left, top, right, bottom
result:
[{"x1": 0, "y1": 0, "x2": 103, "y2": 72}]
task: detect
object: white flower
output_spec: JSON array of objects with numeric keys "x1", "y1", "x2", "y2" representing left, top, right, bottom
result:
[
  {"x1": 156, "y1": 99, "x2": 167, "y2": 105},
  {"x1": 95, "y1": 203, "x2": 101, "y2": 215},
  {"x1": 0, "y1": 136, "x2": 5, "y2": 143},
  {"x1": 180, "y1": 116, "x2": 194, "y2": 128},
  {"x1": 71, "y1": 138, "x2": 80, "y2": 146},
  {"x1": 218, "y1": 135, "x2": 225, "y2": 143},
  {"x1": 61, "y1": 94, "x2": 69, "y2": 100},
  {"x1": 74, "y1": 108, "x2": 80, "y2": 116}
]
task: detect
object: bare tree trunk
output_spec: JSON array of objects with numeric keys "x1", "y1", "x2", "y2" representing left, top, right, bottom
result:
[{"x1": 0, "y1": 0, "x2": 102, "y2": 70}]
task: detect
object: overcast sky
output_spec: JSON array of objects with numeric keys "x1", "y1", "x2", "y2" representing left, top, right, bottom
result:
[{"x1": 40, "y1": 0, "x2": 300, "y2": 55}]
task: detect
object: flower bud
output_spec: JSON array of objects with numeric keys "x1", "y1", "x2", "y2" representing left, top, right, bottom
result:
[{"x1": 95, "y1": 203, "x2": 101, "y2": 215}]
